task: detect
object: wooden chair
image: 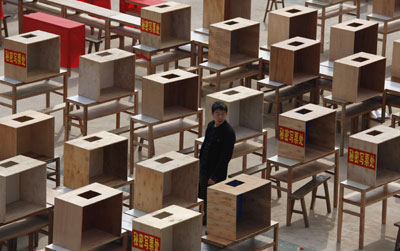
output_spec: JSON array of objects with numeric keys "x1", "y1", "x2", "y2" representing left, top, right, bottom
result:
[
  {"x1": 395, "y1": 221, "x2": 400, "y2": 250},
  {"x1": 289, "y1": 175, "x2": 331, "y2": 228},
  {"x1": 263, "y1": 0, "x2": 285, "y2": 22}
]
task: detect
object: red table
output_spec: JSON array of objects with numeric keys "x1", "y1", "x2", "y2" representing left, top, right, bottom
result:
[
  {"x1": 78, "y1": 0, "x2": 111, "y2": 9},
  {"x1": 23, "y1": 12, "x2": 85, "y2": 69},
  {"x1": 120, "y1": 0, "x2": 164, "y2": 16}
]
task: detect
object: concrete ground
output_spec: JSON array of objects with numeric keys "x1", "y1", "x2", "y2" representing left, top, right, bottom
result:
[{"x1": 1, "y1": 0, "x2": 400, "y2": 250}]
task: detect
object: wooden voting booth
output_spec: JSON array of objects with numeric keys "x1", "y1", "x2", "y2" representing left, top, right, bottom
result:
[
  {"x1": 4, "y1": 30, "x2": 60, "y2": 83},
  {"x1": 207, "y1": 174, "x2": 271, "y2": 241},
  {"x1": 0, "y1": 155, "x2": 46, "y2": 223},
  {"x1": 270, "y1": 36, "x2": 320, "y2": 85},
  {"x1": 53, "y1": 183, "x2": 123, "y2": 250},
  {"x1": 329, "y1": 19, "x2": 378, "y2": 61},
  {"x1": 64, "y1": 131, "x2": 128, "y2": 189},
  {"x1": 134, "y1": 151, "x2": 199, "y2": 213},
  {"x1": 372, "y1": 0, "x2": 400, "y2": 18},
  {"x1": 278, "y1": 104, "x2": 336, "y2": 162},
  {"x1": 140, "y1": 1, "x2": 191, "y2": 49},
  {"x1": 347, "y1": 125, "x2": 400, "y2": 187},
  {"x1": 79, "y1": 48, "x2": 135, "y2": 102},
  {"x1": 0, "y1": 110, "x2": 54, "y2": 161},
  {"x1": 132, "y1": 205, "x2": 202, "y2": 251},
  {"x1": 268, "y1": 5, "x2": 317, "y2": 47},
  {"x1": 205, "y1": 86, "x2": 263, "y2": 140},
  {"x1": 392, "y1": 39, "x2": 400, "y2": 82},
  {"x1": 142, "y1": 69, "x2": 199, "y2": 120},
  {"x1": 208, "y1": 17, "x2": 259, "y2": 66},
  {"x1": 202, "y1": 0, "x2": 251, "y2": 29},
  {"x1": 332, "y1": 52, "x2": 386, "y2": 103}
]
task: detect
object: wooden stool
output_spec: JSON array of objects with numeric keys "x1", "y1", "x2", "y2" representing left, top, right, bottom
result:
[
  {"x1": 263, "y1": 0, "x2": 285, "y2": 22},
  {"x1": 395, "y1": 221, "x2": 400, "y2": 250},
  {"x1": 289, "y1": 175, "x2": 331, "y2": 228},
  {"x1": 86, "y1": 36, "x2": 103, "y2": 53},
  {"x1": 2, "y1": 15, "x2": 11, "y2": 37},
  {"x1": 391, "y1": 112, "x2": 400, "y2": 128}
]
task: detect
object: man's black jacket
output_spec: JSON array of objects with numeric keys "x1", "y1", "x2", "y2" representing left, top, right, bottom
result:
[{"x1": 199, "y1": 120, "x2": 236, "y2": 182}]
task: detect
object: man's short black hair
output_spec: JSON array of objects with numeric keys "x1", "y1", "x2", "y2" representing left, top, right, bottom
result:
[{"x1": 212, "y1": 101, "x2": 228, "y2": 113}]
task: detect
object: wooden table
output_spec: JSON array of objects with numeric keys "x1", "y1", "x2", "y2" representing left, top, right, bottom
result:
[
  {"x1": 305, "y1": 0, "x2": 361, "y2": 52},
  {"x1": 190, "y1": 31, "x2": 209, "y2": 65},
  {"x1": 17, "y1": 0, "x2": 141, "y2": 49},
  {"x1": 337, "y1": 179, "x2": 400, "y2": 249},
  {"x1": 323, "y1": 95, "x2": 384, "y2": 156},
  {"x1": 133, "y1": 41, "x2": 193, "y2": 75},
  {"x1": 0, "y1": 69, "x2": 68, "y2": 115},
  {"x1": 65, "y1": 90, "x2": 138, "y2": 141},
  {"x1": 202, "y1": 221, "x2": 279, "y2": 250},
  {"x1": 383, "y1": 78, "x2": 400, "y2": 118},
  {"x1": 129, "y1": 109, "x2": 203, "y2": 173},
  {"x1": 266, "y1": 148, "x2": 340, "y2": 226},
  {"x1": 367, "y1": 13, "x2": 400, "y2": 56},
  {"x1": 199, "y1": 58, "x2": 262, "y2": 99},
  {"x1": 194, "y1": 129, "x2": 268, "y2": 177},
  {"x1": 0, "y1": 204, "x2": 54, "y2": 250}
]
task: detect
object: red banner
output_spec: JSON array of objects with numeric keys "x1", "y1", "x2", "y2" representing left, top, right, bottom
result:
[
  {"x1": 278, "y1": 125, "x2": 305, "y2": 147},
  {"x1": 4, "y1": 49, "x2": 27, "y2": 68},
  {"x1": 141, "y1": 18, "x2": 161, "y2": 36},
  {"x1": 132, "y1": 229, "x2": 161, "y2": 251},
  {"x1": 348, "y1": 147, "x2": 376, "y2": 170}
]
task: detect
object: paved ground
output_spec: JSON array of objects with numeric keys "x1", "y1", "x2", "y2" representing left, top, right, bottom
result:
[{"x1": 1, "y1": 0, "x2": 400, "y2": 250}]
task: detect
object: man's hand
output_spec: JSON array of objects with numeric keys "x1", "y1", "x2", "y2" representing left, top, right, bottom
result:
[{"x1": 208, "y1": 178, "x2": 216, "y2": 185}]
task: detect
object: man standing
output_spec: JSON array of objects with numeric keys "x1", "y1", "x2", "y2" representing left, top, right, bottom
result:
[{"x1": 198, "y1": 101, "x2": 236, "y2": 224}]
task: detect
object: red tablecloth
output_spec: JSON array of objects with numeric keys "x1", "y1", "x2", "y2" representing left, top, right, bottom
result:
[
  {"x1": 1, "y1": 0, "x2": 4, "y2": 19},
  {"x1": 78, "y1": 0, "x2": 111, "y2": 9},
  {"x1": 23, "y1": 12, "x2": 85, "y2": 68}
]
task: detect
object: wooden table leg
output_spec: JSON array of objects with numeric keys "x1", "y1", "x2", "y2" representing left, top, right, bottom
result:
[
  {"x1": 337, "y1": 183, "x2": 344, "y2": 243},
  {"x1": 274, "y1": 88, "x2": 280, "y2": 138},
  {"x1": 48, "y1": 209, "x2": 54, "y2": 244},
  {"x1": 273, "y1": 222, "x2": 279, "y2": 251},
  {"x1": 129, "y1": 118, "x2": 135, "y2": 174},
  {"x1": 63, "y1": 72, "x2": 68, "y2": 126},
  {"x1": 129, "y1": 183, "x2": 134, "y2": 209},
  {"x1": 64, "y1": 101, "x2": 71, "y2": 141},
  {"x1": 359, "y1": 191, "x2": 366, "y2": 249},
  {"x1": 340, "y1": 105, "x2": 347, "y2": 156},
  {"x1": 179, "y1": 131, "x2": 184, "y2": 150},
  {"x1": 286, "y1": 168, "x2": 293, "y2": 226},
  {"x1": 83, "y1": 106, "x2": 88, "y2": 136},
  {"x1": 320, "y1": 8, "x2": 326, "y2": 52},
  {"x1": 148, "y1": 125, "x2": 155, "y2": 158},
  {"x1": 12, "y1": 86, "x2": 17, "y2": 114},
  {"x1": 261, "y1": 131, "x2": 267, "y2": 178},
  {"x1": 382, "y1": 197, "x2": 387, "y2": 224},
  {"x1": 334, "y1": 149, "x2": 339, "y2": 208}
]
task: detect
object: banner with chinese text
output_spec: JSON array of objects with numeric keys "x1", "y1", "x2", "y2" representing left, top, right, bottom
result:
[
  {"x1": 141, "y1": 18, "x2": 161, "y2": 36},
  {"x1": 278, "y1": 126, "x2": 305, "y2": 147},
  {"x1": 348, "y1": 147, "x2": 376, "y2": 170},
  {"x1": 4, "y1": 49, "x2": 27, "y2": 68},
  {"x1": 132, "y1": 229, "x2": 161, "y2": 251}
]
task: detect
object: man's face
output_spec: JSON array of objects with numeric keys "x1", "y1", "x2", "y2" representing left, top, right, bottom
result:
[{"x1": 212, "y1": 109, "x2": 227, "y2": 127}]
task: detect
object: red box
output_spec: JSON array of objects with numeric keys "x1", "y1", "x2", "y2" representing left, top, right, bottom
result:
[{"x1": 23, "y1": 12, "x2": 85, "y2": 68}]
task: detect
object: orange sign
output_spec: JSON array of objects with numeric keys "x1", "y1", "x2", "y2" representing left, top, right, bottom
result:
[
  {"x1": 4, "y1": 49, "x2": 26, "y2": 68},
  {"x1": 348, "y1": 147, "x2": 376, "y2": 170},
  {"x1": 278, "y1": 126, "x2": 305, "y2": 147},
  {"x1": 141, "y1": 18, "x2": 161, "y2": 36},
  {"x1": 132, "y1": 229, "x2": 161, "y2": 251}
]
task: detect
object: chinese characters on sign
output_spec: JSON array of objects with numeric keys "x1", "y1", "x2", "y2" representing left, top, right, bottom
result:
[
  {"x1": 132, "y1": 229, "x2": 161, "y2": 251},
  {"x1": 141, "y1": 18, "x2": 161, "y2": 36},
  {"x1": 278, "y1": 126, "x2": 305, "y2": 147},
  {"x1": 4, "y1": 49, "x2": 27, "y2": 68},
  {"x1": 348, "y1": 147, "x2": 376, "y2": 170}
]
